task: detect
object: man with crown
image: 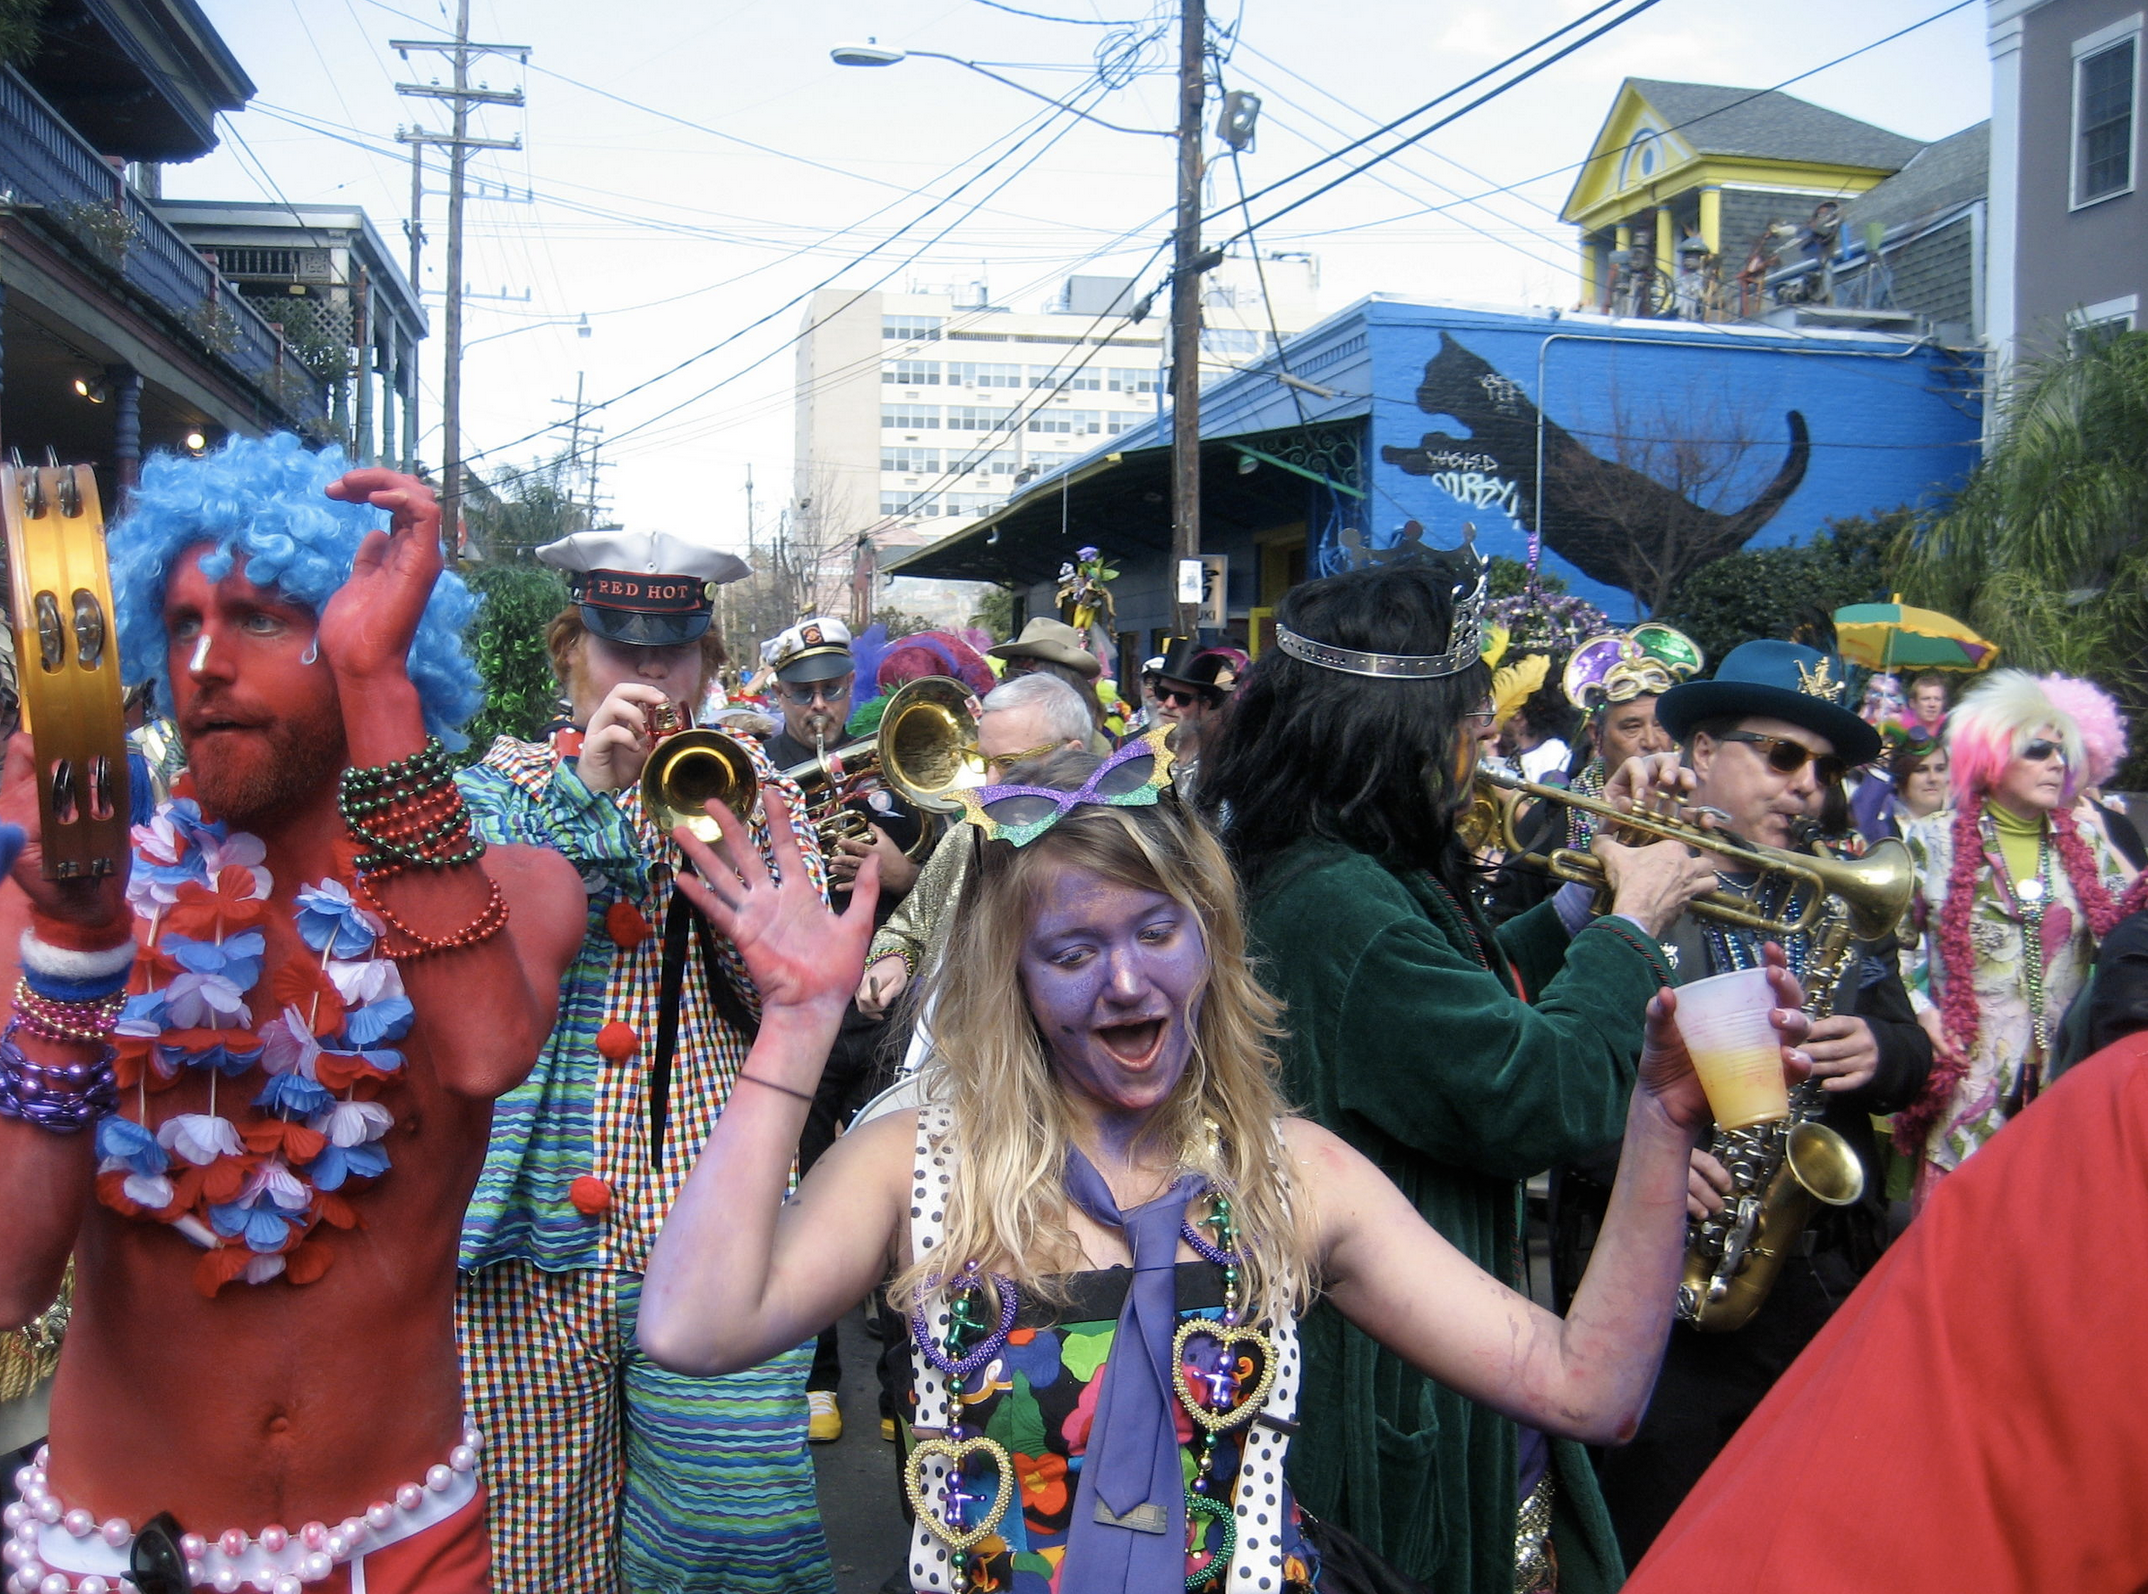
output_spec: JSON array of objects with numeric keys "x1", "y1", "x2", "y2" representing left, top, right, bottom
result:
[
  {"x1": 0, "y1": 435, "x2": 585, "y2": 1592},
  {"x1": 1580, "y1": 639, "x2": 1936, "y2": 1565}
]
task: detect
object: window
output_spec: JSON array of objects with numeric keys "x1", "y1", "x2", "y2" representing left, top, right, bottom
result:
[
  {"x1": 2070, "y1": 294, "x2": 2139, "y2": 352},
  {"x1": 1200, "y1": 326, "x2": 1265, "y2": 357},
  {"x1": 958, "y1": 449, "x2": 1019, "y2": 476},
  {"x1": 947, "y1": 405, "x2": 1015, "y2": 433},
  {"x1": 881, "y1": 446, "x2": 940, "y2": 474},
  {"x1": 2074, "y1": 24, "x2": 2139, "y2": 206},
  {"x1": 881, "y1": 405, "x2": 940, "y2": 430},
  {"x1": 883, "y1": 360, "x2": 940, "y2": 386},
  {"x1": 1107, "y1": 368, "x2": 1157, "y2": 394},
  {"x1": 883, "y1": 315, "x2": 942, "y2": 341},
  {"x1": 880, "y1": 495, "x2": 940, "y2": 518},
  {"x1": 1027, "y1": 409, "x2": 1101, "y2": 435},
  {"x1": 948, "y1": 361, "x2": 1022, "y2": 388},
  {"x1": 1105, "y1": 413, "x2": 1142, "y2": 435},
  {"x1": 1021, "y1": 450, "x2": 1078, "y2": 476},
  {"x1": 1028, "y1": 364, "x2": 1099, "y2": 390},
  {"x1": 942, "y1": 493, "x2": 1005, "y2": 518},
  {"x1": 1621, "y1": 127, "x2": 1663, "y2": 188}
]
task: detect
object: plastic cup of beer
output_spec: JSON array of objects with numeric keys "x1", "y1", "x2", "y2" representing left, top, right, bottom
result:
[{"x1": 1674, "y1": 966, "x2": 1789, "y2": 1130}]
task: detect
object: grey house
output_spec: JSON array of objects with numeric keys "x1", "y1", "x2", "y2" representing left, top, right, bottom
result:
[{"x1": 1989, "y1": 0, "x2": 2147, "y2": 357}]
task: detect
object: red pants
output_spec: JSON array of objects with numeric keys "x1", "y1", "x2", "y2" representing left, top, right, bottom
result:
[{"x1": 324, "y1": 1492, "x2": 490, "y2": 1594}]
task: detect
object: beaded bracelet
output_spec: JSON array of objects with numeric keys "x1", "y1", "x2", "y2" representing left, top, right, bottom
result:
[
  {"x1": 12, "y1": 980, "x2": 124, "y2": 1045},
  {"x1": 353, "y1": 870, "x2": 511, "y2": 961},
  {"x1": 340, "y1": 738, "x2": 454, "y2": 800},
  {"x1": 0, "y1": 1020, "x2": 118, "y2": 1134}
]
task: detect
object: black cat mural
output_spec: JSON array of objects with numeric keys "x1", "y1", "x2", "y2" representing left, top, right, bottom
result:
[{"x1": 1379, "y1": 332, "x2": 1811, "y2": 600}]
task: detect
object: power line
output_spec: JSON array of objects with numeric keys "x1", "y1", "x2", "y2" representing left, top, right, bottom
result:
[
  {"x1": 1214, "y1": 0, "x2": 1664, "y2": 247},
  {"x1": 464, "y1": 68, "x2": 1148, "y2": 470},
  {"x1": 1205, "y1": 0, "x2": 1649, "y2": 226},
  {"x1": 971, "y1": 0, "x2": 1140, "y2": 22},
  {"x1": 1300, "y1": 0, "x2": 1981, "y2": 240}
]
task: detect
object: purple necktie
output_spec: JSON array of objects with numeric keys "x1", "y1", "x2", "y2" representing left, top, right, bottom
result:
[{"x1": 1060, "y1": 1143, "x2": 1203, "y2": 1594}]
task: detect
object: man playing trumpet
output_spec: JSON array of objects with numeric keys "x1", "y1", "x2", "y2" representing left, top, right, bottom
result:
[{"x1": 454, "y1": 528, "x2": 836, "y2": 1593}]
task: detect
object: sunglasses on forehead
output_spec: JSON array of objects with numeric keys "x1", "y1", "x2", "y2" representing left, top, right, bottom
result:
[
  {"x1": 1718, "y1": 730, "x2": 1848, "y2": 786},
  {"x1": 955, "y1": 727, "x2": 1176, "y2": 847}
]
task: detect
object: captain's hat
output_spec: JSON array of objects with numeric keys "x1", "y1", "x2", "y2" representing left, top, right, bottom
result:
[
  {"x1": 537, "y1": 527, "x2": 751, "y2": 648},
  {"x1": 762, "y1": 616, "x2": 856, "y2": 684}
]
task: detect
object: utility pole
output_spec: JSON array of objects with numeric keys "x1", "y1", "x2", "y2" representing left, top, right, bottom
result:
[
  {"x1": 552, "y1": 374, "x2": 605, "y2": 528},
  {"x1": 1169, "y1": 0, "x2": 1213, "y2": 641},
  {"x1": 394, "y1": 4, "x2": 527, "y2": 556}
]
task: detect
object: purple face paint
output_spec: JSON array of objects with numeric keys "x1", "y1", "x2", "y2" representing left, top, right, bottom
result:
[{"x1": 1018, "y1": 862, "x2": 1208, "y2": 1124}]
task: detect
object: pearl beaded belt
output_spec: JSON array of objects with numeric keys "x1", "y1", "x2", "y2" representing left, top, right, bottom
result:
[{"x1": 2, "y1": 1420, "x2": 482, "y2": 1593}]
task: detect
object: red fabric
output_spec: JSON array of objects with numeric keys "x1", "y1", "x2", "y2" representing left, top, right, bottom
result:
[
  {"x1": 321, "y1": 1491, "x2": 490, "y2": 1594},
  {"x1": 1627, "y1": 1032, "x2": 2148, "y2": 1594}
]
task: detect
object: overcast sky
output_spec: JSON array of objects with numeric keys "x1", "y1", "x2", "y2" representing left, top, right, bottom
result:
[{"x1": 174, "y1": 0, "x2": 1990, "y2": 549}]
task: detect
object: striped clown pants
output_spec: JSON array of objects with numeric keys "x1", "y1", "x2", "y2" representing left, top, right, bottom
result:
[{"x1": 457, "y1": 1260, "x2": 835, "y2": 1594}]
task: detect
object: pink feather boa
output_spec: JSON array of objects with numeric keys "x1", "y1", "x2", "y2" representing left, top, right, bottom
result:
[{"x1": 1893, "y1": 802, "x2": 2148, "y2": 1153}]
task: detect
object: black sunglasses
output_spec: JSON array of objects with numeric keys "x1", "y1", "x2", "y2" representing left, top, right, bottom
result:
[
  {"x1": 1156, "y1": 686, "x2": 1208, "y2": 708},
  {"x1": 1718, "y1": 730, "x2": 1847, "y2": 786},
  {"x1": 2019, "y1": 738, "x2": 2067, "y2": 763},
  {"x1": 131, "y1": 1513, "x2": 189, "y2": 1594}
]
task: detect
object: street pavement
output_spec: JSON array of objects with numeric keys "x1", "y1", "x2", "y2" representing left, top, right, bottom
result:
[{"x1": 811, "y1": 1305, "x2": 912, "y2": 1593}]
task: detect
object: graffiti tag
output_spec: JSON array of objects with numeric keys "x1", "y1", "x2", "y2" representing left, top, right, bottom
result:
[
  {"x1": 1429, "y1": 471, "x2": 1520, "y2": 517},
  {"x1": 1477, "y1": 372, "x2": 1526, "y2": 416},
  {"x1": 1416, "y1": 450, "x2": 1501, "y2": 473}
]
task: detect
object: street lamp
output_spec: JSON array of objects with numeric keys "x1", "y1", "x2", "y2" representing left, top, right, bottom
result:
[
  {"x1": 833, "y1": 18, "x2": 1211, "y2": 636},
  {"x1": 463, "y1": 313, "x2": 591, "y2": 351},
  {"x1": 829, "y1": 41, "x2": 1171, "y2": 140}
]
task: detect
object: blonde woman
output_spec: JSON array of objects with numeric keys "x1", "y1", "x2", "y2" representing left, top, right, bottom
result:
[{"x1": 638, "y1": 744, "x2": 1805, "y2": 1594}]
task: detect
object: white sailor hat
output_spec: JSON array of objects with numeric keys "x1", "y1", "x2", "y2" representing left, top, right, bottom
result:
[
  {"x1": 761, "y1": 616, "x2": 855, "y2": 684},
  {"x1": 536, "y1": 527, "x2": 751, "y2": 648}
]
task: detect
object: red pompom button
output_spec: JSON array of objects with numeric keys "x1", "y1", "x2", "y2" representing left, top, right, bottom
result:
[
  {"x1": 606, "y1": 901, "x2": 654, "y2": 948},
  {"x1": 569, "y1": 1176, "x2": 613, "y2": 1216},
  {"x1": 596, "y1": 1021, "x2": 639, "y2": 1063}
]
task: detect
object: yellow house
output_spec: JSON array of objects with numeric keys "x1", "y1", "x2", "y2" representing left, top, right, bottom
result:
[{"x1": 1564, "y1": 79, "x2": 1924, "y2": 319}]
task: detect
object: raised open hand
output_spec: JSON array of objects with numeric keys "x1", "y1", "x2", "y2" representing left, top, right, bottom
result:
[
  {"x1": 318, "y1": 469, "x2": 444, "y2": 684},
  {"x1": 671, "y1": 797, "x2": 879, "y2": 1018}
]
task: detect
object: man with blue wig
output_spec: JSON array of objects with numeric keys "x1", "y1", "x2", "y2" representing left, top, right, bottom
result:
[{"x1": 0, "y1": 433, "x2": 583, "y2": 1592}]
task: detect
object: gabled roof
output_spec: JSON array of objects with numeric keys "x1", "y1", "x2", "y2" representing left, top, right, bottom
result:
[
  {"x1": 1563, "y1": 78, "x2": 1924, "y2": 224},
  {"x1": 1843, "y1": 121, "x2": 1989, "y2": 237},
  {"x1": 1626, "y1": 79, "x2": 1924, "y2": 169}
]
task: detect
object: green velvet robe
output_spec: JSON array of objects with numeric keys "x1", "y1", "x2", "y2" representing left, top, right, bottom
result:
[{"x1": 1246, "y1": 840, "x2": 1674, "y2": 1594}]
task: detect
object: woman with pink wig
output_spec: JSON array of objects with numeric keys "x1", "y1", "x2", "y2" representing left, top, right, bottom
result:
[{"x1": 1896, "y1": 670, "x2": 2148, "y2": 1203}]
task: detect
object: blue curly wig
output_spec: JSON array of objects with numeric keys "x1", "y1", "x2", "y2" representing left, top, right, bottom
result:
[{"x1": 108, "y1": 433, "x2": 484, "y2": 750}]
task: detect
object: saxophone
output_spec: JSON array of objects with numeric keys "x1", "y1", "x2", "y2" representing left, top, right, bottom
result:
[{"x1": 1675, "y1": 833, "x2": 1913, "y2": 1332}]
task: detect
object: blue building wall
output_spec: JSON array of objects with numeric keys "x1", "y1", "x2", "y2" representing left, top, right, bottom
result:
[
  {"x1": 1355, "y1": 301, "x2": 1983, "y2": 617},
  {"x1": 1011, "y1": 295, "x2": 1983, "y2": 634}
]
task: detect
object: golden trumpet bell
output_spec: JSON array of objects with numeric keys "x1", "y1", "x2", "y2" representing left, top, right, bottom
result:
[{"x1": 642, "y1": 727, "x2": 759, "y2": 843}]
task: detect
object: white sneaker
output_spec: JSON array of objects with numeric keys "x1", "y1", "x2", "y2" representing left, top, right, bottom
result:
[{"x1": 807, "y1": 1388, "x2": 842, "y2": 1443}]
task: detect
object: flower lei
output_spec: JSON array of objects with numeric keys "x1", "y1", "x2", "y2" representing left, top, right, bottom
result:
[
  {"x1": 92, "y1": 797, "x2": 411, "y2": 1297},
  {"x1": 1895, "y1": 801, "x2": 2148, "y2": 1151}
]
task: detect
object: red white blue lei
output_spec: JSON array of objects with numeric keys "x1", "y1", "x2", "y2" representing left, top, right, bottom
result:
[{"x1": 91, "y1": 799, "x2": 410, "y2": 1295}]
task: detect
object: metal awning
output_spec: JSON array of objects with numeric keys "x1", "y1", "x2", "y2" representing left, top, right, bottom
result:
[{"x1": 883, "y1": 422, "x2": 1363, "y2": 587}]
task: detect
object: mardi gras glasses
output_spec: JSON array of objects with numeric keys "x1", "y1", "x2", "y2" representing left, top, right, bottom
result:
[{"x1": 953, "y1": 727, "x2": 1176, "y2": 847}]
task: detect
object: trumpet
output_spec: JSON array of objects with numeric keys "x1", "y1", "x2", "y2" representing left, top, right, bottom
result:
[
  {"x1": 1470, "y1": 769, "x2": 1907, "y2": 938},
  {"x1": 0, "y1": 456, "x2": 129, "y2": 879},
  {"x1": 640, "y1": 704, "x2": 758, "y2": 845},
  {"x1": 779, "y1": 675, "x2": 984, "y2": 860}
]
